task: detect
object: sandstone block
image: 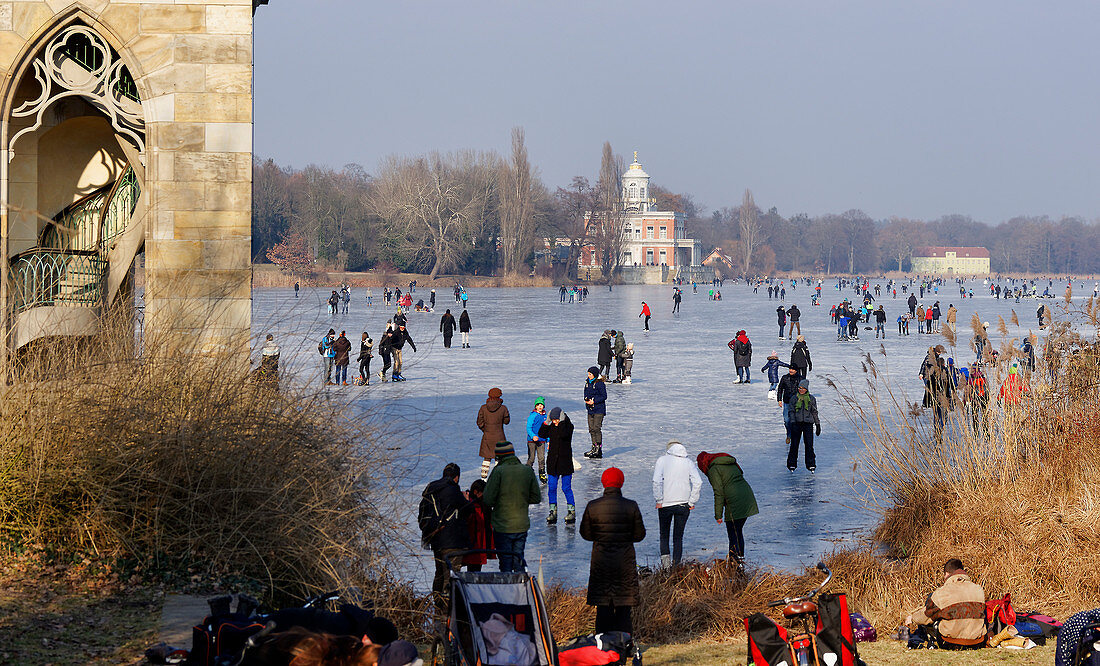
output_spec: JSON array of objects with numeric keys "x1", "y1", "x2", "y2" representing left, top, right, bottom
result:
[
  {"x1": 204, "y1": 63, "x2": 250, "y2": 94},
  {"x1": 145, "y1": 62, "x2": 205, "y2": 94},
  {"x1": 142, "y1": 93, "x2": 175, "y2": 122},
  {"x1": 203, "y1": 122, "x2": 250, "y2": 152},
  {"x1": 147, "y1": 239, "x2": 203, "y2": 270},
  {"x1": 155, "y1": 122, "x2": 205, "y2": 152},
  {"x1": 156, "y1": 180, "x2": 205, "y2": 210},
  {"x1": 0, "y1": 4, "x2": 13, "y2": 32},
  {"x1": 98, "y1": 4, "x2": 140, "y2": 44},
  {"x1": 140, "y1": 5, "x2": 204, "y2": 34},
  {"x1": 203, "y1": 181, "x2": 250, "y2": 211},
  {"x1": 128, "y1": 33, "x2": 174, "y2": 74},
  {"x1": 173, "y1": 210, "x2": 249, "y2": 240},
  {"x1": 203, "y1": 239, "x2": 251, "y2": 270},
  {"x1": 12, "y1": 2, "x2": 52, "y2": 40},
  {"x1": 206, "y1": 4, "x2": 250, "y2": 35},
  {"x1": 174, "y1": 92, "x2": 250, "y2": 123},
  {"x1": 173, "y1": 151, "x2": 249, "y2": 182},
  {"x1": 174, "y1": 34, "x2": 250, "y2": 64}
]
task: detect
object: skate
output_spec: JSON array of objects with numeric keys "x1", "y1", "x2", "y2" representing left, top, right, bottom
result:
[
  {"x1": 583, "y1": 445, "x2": 598, "y2": 458},
  {"x1": 589, "y1": 446, "x2": 603, "y2": 459},
  {"x1": 480, "y1": 460, "x2": 491, "y2": 480},
  {"x1": 564, "y1": 505, "x2": 576, "y2": 524},
  {"x1": 660, "y1": 554, "x2": 672, "y2": 570},
  {"x1": 546, "y1": 505, "x2": 558, "y2": 524},
  {"x1": 732, "y1": 377, "x2": 741, "y2": 384},
  {"x1": 539, "y1": 472, "x2": 547, "y2": 484},
  {"x1": 623, "y1": 377, "x2": 631, "y2": 385}
]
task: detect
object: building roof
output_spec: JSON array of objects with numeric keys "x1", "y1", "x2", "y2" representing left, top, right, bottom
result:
[
  {"x1": 913, "y1": 246, "x2": 990, "y2": 259},
  {"x1": 622, "y1": 151, "x2": 649, "y2": 179}
]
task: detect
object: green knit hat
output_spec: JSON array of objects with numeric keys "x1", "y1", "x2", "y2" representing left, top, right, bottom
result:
[{"x1": 534, "y1": 396, "x2": 545, "y2": 407}]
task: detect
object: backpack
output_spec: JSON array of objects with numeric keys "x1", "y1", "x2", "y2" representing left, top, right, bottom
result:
[
  {"x1": 318, "y1": 340, "x2": 325, "y2": 355},
  {"x1": 417, "y1": 488, "x2": 457, "y2": 550},
  {"x1": 986, "y1": 594, "x2": 1017, "y2": 634},
  {"x1": 558, "y1": 631, "x2": 640, "y2": 666},
  {"x1": 816, "y1": 593, "x2": 866, "y2": 666}
]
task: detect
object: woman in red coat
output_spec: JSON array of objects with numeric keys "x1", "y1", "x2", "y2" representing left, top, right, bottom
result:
[{"x1": 462, "y1": 479, "x2": 494, "y2": 571}]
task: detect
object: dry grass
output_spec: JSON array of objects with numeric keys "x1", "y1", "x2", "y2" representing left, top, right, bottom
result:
[
  {"x1": 641, "y1": 639, "x2": 1054, "y2": 666},
  {"x1": 251, "y1": 264, "x2": 554, "y2": 288},
  {"x1": 0, "y1": 305, "x2": 402, "y2": 612}
]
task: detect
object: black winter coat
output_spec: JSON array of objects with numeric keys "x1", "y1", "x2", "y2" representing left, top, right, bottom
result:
[
  {"x1": 579, "y1": 488, "x2": 645, "y2": 606},
  {"x1": 597, "y1": 337, "x2": 613, "y2": 365},
  {"x1": 440, "y1": 313, "x2": 457, "y2": 336},
  {"x1": 459, "y1": 311, "x2": 472, "y2": 333},
  {"x1": 776, "y1": 372, "x2": 802, "y2": 404},
  {"x1": 777, "y1": 307, "x2": 787, "y2": 325},
  {"x1": 538, "y1": 415, "x2": 575, "y2": 477},
  {"x1": 421, "y1": 477, "x2": 471, "y2": 552},
  {"x1": 790, "y1": 341, "x2": 812, "y2": 372},
  {"x1": 788, "y1": 305, "x2": 801, "y2": 322}
]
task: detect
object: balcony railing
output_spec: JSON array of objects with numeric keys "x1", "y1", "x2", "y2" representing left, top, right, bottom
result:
[
  {"x1": 102, "y1": 167, "x2": 139, "y2": 247},
  {"x1": 11, "y1": 249, "x2": 106, "y2": 313}
]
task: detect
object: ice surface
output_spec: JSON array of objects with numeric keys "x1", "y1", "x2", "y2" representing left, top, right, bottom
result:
[{"x1": 247, "y1": 280, "x2": 1089, "y2": 590}]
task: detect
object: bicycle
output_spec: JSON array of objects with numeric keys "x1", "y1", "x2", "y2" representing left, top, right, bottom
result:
[{"x1": 766, "y1": 562, "x2": 832, "y2": 666}]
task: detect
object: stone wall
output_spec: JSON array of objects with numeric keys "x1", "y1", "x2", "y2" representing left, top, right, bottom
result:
[{"x1": 0, "y1": 0, "x2": 254, "y2": 358}]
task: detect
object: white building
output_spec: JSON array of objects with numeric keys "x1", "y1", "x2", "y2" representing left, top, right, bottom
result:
[{"x1": 580, "y1": 153, "x2": 704, "y2": 280}]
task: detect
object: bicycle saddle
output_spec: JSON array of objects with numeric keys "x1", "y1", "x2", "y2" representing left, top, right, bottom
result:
[{"x1": 782, "y1": 601, "x2": 817, "y2": 618}]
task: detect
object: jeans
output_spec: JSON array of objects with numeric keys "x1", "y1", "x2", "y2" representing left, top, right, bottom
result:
[
  {"x1": 322, "y1": 357, "x2": 334, "y2": 384},
  {"x1": 788, "y1": 422, "x2": 816, "y2": 470},
  {"x1": 393, "y1": 349, "x2": 404, "y2": 376},
  {"x1": 379, "y1": 350, "x2": 391, "y2": 378},
  {"x1": 736, "y1": 365, "x2": 749, "y2": 382},
  {"x1": 782, "y1": 402, "x2": 792, "y2": 437},
  {"x1": 658, "y1": 504, "x2": 691, "y2": 564},
  {"x1": 779, "y1": 324, "x2": 785, "y2": 338},
  {"x1": 548, "y1": 474, "x2": 574, "y2": 506},
  {"x1": 335, "y1": 364, "x2": 348, "y2": 384},
  {"x1": 587, "y1": 413, "x2": 604, "y2": 447},
  {"x1": 595, "y1": 605, "x2": 632, "y2": 634},
  {"x1": 494, "y1": 531, "x2": 527, "y2": 572},
  {"x1": 875, "y1": 323, "x2": 885, "y2": 337},
  {"x1": 598, "y1": 362, "x2": 611, "y2": 379},
  {"x1": 527, "y1": 440, "x2": 545, "y2": 473},
  {"x1": 725, "y1": 517, "x2": 748, "y2": 558}
]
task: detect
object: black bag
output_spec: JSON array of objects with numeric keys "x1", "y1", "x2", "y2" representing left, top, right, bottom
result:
[
  {"x1": 186, "y1": 616, "x2": 265, "y2": 666},
  {"x1": 558, "y1": 631, "x2": 640, "y2": 666},
  {"x1": 744, "y1": 613, "x2": 789, "y2": 666},
  {"x1": 417, "y1": 490, "x2": 458, "y2": 550},
  {"x1": 1074, "y1": 621, "x2": 1100, "y2": 666},
  {"x1": 815, "y1": 593, "x2": 867, "y2": 666}
]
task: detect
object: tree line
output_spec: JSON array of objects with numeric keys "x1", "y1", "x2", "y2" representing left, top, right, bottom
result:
[{"x1": 253, "y1": 132, "x2": 1100, "y2": 278}]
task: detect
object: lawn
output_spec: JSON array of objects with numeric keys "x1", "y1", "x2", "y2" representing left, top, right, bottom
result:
[{"x1": 642, "y1": 639, "x2": 1055, "y2": 665}]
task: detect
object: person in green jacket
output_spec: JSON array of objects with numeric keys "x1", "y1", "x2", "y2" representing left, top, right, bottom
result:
[
  {"x1": 484, "y1": 441, "x2": 541, "y2": 572},
  {"x1": 696, "y1": 451, "x2": 759, "y2": 565}
]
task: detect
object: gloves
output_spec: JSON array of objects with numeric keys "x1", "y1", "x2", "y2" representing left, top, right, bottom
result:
[{"x1": 815, "y1": 424, "x2": 821, "y2": 436}]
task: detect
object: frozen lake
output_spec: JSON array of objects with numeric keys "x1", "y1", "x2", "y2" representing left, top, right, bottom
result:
[{"x1": 248, "y1": 279, "x2": 1079, "y2": 589}]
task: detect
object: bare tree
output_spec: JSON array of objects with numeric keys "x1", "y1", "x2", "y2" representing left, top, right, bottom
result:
[
  {"x1": 367, "y1": 151, "x2": 497, "y2": 280},
  {"x1": 590, "y1": 142, "x2": 626, "y2": 283},
  {"x1": 551, "y1": 176, "x2": 595, "y2": 280},
  {"x1": 498, "y1": 127, "x2": 546, "y2": 275},
  {"x1": 739, "y1": 189, "x2": 763, "y2": 272}
]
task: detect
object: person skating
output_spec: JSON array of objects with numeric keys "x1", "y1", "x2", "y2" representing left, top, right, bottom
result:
[
  {"x1": 776, "y1": 366, "x2": 801, "y2": 444},
  {"x1": 776, "y1": 306, "x2": 787, "y2": 339},
  {"x1": 761, "y1": 351, "x2": 790, "y2": 392},
  {"x1": 526, "y1": 397, "x2": 549, "y2": 483},
  {"x1": 476, "y1": 387, "x2": 510, "y2": 480},
  {"x1": 389, "y1": 323, "x2": 417, "y2": 381},
  {"x1": 652, "y1": 441, "x2": 702, "y2": 567},
  {"x1": 318, "y1": 328, "x2": 335, "y2": 386},
  {"x1": 790, "y1": 335, "x2": 812, "y2": 378},
  {"x1": 583, "y1": 366, "x2": 607, "y2": 459},
  {"x1": 729, "y1": 330, "x2": 752, "y2": 384},
  {"x1": 356, "y1": 331, "x2": 373, "y2": 385},
  {"x1": 539, "y1": 407, "x2": 576, "y2": 524},
  {"x1": 613, "y1": 330, "x2": 627, "y2": 383},
  {"x1": 580, "y1": 467, "x2": 646, "y2": 635},
  {"x1": 333, "y1": 330, "x2": 352, "y2": 385},
  {"x1": 459, "y1": 309, "x2": 472, "y2": 348},
  {"x1": 697, "y1": 451, "x2": 758, "y2": 566},
  {"x1": 787, "y1": 379, "x2": 821, "y2": 472},
  {"x1": 419, "y1": 462, "x2": 472, "y2": 612},
  {"x1": 439, "y1": 309, "x2": 457, "y2": 349},
  {"x1": 874, "y1": 305, "x2": 887, "y2": 338},
  {"x1": 639, "y1": 301, "x2": 651, "y2": 331},
  {"x1": 597, "y1": 331, "x2": 613, "y2": 381},
  {"x1": 672, "y1": 289, "x2": 682, "y2": 314},
  {"x1": 376, "y1": 323, "x2": 395, "y2": 382},
  {"x1": 328, "y1": 290, "x2": 339, "y2": 315},
  {"x1": 484, "y1": 441, "x2": 541, "y2": 573},
  {"x1": 786, "y1": 304, "x2": 801, "y2": 339},
  {"x1": 621, "y1": 343, "x2": 634, "y2": 384}
]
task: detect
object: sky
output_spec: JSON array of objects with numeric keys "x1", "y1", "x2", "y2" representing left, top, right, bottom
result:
[{"x1": 253, "y1": 1, "x2": 1100, "y2": 223}]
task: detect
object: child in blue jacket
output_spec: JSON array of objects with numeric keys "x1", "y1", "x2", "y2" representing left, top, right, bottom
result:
[{"x1": 761, "y1": 352, "x2": 791, "y2": 390}]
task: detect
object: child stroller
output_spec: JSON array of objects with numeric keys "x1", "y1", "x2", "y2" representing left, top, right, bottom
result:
[{"x1": 432, "y1": 550, "x2": 558, "y2": 666}]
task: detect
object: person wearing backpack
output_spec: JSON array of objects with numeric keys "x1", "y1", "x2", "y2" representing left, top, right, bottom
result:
[
  {"x1": 419, "y1": 463, "x2": 472, "y2": 612},
  {"x1": 729, "y1": 330, "x2": 752, "y2": 384},
  {"x1": 905, "y1": 558, "x2": 986, "y2": 649}
]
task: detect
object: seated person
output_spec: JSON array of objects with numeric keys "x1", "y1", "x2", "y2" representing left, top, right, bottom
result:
[{"x1": 906, "y1": 558, "x2": 987, "y2": 649}]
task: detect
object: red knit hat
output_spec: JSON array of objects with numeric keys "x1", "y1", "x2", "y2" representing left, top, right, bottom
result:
[{"x1": 601, "y1": 467, "x2": 625, "y2": 489}]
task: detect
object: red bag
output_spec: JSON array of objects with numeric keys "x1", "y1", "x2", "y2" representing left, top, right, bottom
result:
[{"x1": 986, "y1": 594, "x2": 1017, "y2": 634}]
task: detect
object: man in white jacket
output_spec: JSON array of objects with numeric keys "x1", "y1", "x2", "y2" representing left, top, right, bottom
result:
[{"x1": 652, "y1": 441, "x2": 703, "y2": 567}]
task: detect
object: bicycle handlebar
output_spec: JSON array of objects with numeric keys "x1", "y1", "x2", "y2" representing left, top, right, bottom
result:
[{"x1": 766, "y1": 562, "x2": 832, "y2": 607}]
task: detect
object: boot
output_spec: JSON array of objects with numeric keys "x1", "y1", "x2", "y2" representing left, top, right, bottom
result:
[
  {"x1": 590, "y1": 445, "x2": 603, "y2": 459},
  {"x1": 480, "y1": 460, "x2": 491, "y2": 480},
  {"x1": 539, "y1": 472, "x2": 547, "y2": 484},
  {"x1": 583, "y1": 445, "x2": 598, "y2": 458},
  {"x1": 660, "y1": 554, "x2": 672, "y2": 570},
  {"x1": 207, "y1": 594, "x2": 232, "y2": 617},
  {"x1": 564, "y1": 505, "x2": 576, "y2": 524},
  {"x1": 623, "y1": 377, "x2": 631, "y2": 385},
  {"x1": 547, "y1": 505, "x2": 558, "y2": 524}
]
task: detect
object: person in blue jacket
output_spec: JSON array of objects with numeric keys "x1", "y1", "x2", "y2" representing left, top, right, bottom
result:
[
  {"x1": 526, "y1": 397, "x2": 549, "y2": 483},
  {"x1": 583, "y1": 366, "x2": 607, "y2": 459},
  {"x1": 760, "y1": 351, "x2": 790, "y2": 391}
]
